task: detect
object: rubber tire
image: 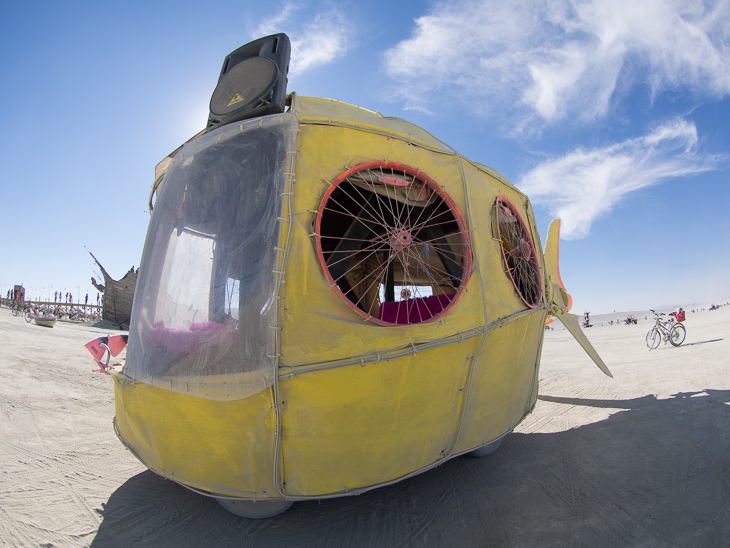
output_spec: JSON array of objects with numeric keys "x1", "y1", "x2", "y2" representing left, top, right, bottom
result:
[
  {"x1": 216, "y1": 498, "x2": 293, "y2": 519},
  {"x1": 646, "y1": 328, "x2": 661, "y2": 350},
  {"x1": 24, "y1": 311, "x2": 32, "y2": 323},
  {"x1": 468, "y1": 436, "x2": 504, "y2": 458},
  {"x1": 669, "y1": 323, "x2": 686, "y2": 347}
]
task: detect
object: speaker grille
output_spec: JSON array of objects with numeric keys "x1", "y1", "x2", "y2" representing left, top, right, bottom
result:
[{"x1": 209, "y1": 58, "x2": 278, "y2": 117}]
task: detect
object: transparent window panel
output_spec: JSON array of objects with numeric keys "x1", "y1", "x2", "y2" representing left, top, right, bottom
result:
[{"x1": 124, "y1": 115, "x2": 295, "y2": 400}]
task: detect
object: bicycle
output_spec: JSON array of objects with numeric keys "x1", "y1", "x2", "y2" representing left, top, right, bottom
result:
[
  {"x1": 24, "y1": 305, "x2": 52, "y2": 323},
  {"x1": 646, "y1": 309, "x2": 686, "y2": 349},
  {"x1": 24, "y1": 307, "x2": 36, "y2": 323},
  {"x1": 11, "y1": 302, "x2": 25, "y2": 317}
]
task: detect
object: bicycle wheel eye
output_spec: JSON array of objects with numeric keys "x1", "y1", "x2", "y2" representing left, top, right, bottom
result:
[
  {"x1": 316, "y1": 162, "x2": 472, "y2": 326},
  {"x1": 494, "y1": 196, "x2": 543, "y2": 308}
]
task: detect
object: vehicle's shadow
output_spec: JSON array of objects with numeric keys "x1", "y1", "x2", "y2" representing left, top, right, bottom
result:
[{"x1": 92, "y1": 389, "x2": 730, "y2": 548}]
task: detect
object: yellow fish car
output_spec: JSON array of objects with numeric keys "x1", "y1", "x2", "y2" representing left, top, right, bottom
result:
[{"x1": 110, "y1": 34, "x2": 610, "y2": 518}]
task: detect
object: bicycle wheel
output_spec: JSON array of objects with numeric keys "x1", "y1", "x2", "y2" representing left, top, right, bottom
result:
[
  {"x1": 669, "y1": 323, "x2": 686, "y2": 346},
  {"x1": 24, "y1": 310, "x2": 32, "y2": 323},
  {"x1": 316, "y1": 162, "x2": 472, "y2": 326},
  {"x1": 646, "y1": 327, "x2": 661, "y2": 350},
  {"x1": 494, "y1": 197, "x2": 543, "y2": 308}
]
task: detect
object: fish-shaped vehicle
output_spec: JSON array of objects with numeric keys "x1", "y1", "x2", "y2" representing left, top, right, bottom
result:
[{"x1": 101, "y1": 33, "x2": 610, "y2": 518}]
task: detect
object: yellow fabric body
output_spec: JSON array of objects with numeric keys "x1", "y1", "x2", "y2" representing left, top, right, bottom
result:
[
  {"x1": 278, "y1": 340, "x2": 480, "y2": 495},
  {"x1": 115, "y1": 95, "x2": 549, "y2": 500},
  {"x1": 113, "y1": 375, "x2": 279, "y2": 498},
  {"x1": 452, "y1": 310, "x2": 547, "y2": 455}
]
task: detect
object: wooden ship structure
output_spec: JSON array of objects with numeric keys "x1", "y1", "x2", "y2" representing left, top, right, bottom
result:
[{"x1": 90, "y1": 252, "x2": 138, "y2": 328}]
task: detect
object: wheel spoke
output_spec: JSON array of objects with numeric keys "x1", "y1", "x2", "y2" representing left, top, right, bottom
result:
[
  {"x1": 317, "y1": 164, "x2": 472, "y2": 325},
  {"x1": 495, "y1": 197, "x2": 542, "y2": 308}
]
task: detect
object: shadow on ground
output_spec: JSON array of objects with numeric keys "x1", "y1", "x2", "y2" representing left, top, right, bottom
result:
[
  {"x1": 679, "y1": 339, "x2": 723, "y2": 347},
  {"x1": 92, "y1": 390, "x2": 730, "y2": 548}
]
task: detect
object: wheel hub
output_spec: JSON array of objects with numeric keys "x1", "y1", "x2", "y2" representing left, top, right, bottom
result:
[{"x1": 390, "y1": 229, "x2": 413, "y2": 251}]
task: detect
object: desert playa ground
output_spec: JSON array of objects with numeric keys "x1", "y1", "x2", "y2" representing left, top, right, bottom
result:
[{"x1": 1, "y1": 306, "x2": 728, "y2": 547}]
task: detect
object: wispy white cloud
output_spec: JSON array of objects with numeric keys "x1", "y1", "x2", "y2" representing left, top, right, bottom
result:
[
  {"x1": 517, "y1": 119, "x2": 719, "y2": 239},
  {"x1": 254, "y1": 4, "x2": 350, "y2": 76},
  {"x1": 254, "y1": 3, "x2": 299, "y2": 36},
  {"x1": 384, "y1": 0, "x2": 730, "y2": 125}
]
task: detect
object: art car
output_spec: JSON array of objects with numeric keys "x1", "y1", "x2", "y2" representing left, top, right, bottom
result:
[{"x1": 91, "y1": 33, "x2": 611, "y2": 518}]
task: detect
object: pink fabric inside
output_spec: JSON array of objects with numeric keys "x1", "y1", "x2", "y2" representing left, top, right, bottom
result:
[
  {"x1": 149, "y1": 321, "x2": 237, "y2": 354},
  {"x1": 378, "y1": 293, "x2": 454, "y2": 324}
]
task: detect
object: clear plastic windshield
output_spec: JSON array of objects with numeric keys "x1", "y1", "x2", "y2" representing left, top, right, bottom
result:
[{"x1": 123, "y1": 115, "x2": 295, "y2": 400}]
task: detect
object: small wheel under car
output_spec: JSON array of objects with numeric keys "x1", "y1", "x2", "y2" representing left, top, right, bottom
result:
[
  {"x1": 216, "y1": 497, "x2": 293, "y2": 519},
  {"x1": 468, "y1": 434, "x2": 507, "y2": 458}
]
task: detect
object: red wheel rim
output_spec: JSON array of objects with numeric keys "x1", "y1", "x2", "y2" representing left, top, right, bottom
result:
[
  {"x1": 494, "y1": 196, "x2": 543, "y2": 308},
  {"x1": 316, "y1": 162, "x2": 472, "y2": 326}
]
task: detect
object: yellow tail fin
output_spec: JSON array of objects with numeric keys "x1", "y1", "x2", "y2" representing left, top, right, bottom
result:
[{"x1": 544, "y1": 219, "x2": 612, "y2": 378}]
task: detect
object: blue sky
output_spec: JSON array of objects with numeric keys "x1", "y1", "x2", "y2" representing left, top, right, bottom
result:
[{"x1": 1, "y1": 0, "x2": 728, "y2": 313}]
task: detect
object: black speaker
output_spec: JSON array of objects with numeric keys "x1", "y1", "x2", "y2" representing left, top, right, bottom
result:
[{"x1": 207, "y1": 33, "x2": 291, "y2": 129}]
